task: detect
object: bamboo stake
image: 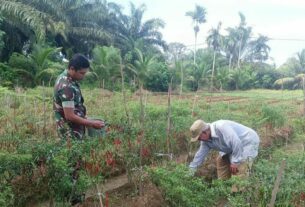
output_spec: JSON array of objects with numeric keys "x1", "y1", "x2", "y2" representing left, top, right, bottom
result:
[
  {"x1": 42, "y1": 82, "x2": 46, "y2": 139},
  {"x1": 13, "y1": 95, "x2": 16, "y2": 133},
  {"x1": 166, "y1": 77, "x2": 173, "y2": 155},
  {"x1": 96, "y1": 184, "x2": 104, "y2": 207},
  {"x1": 139, "y1": 84, "x2": 145, "y2": 196},
  {"x1": 269, "y1": 160, "x2": 286, "y2": 207},
  {"x1": 179, "y1": 62, "x2": 183, "y2": 100},
  {"x1": 120, "y1": 59, "x2": 130, "y2": 125},
  {"x1": 188, "y1": 92, "x2": 199, "y2": 163},
  {"x1": 191, "y1": 95, "x2": 198, "y2": 117},
  {"x1": 5, "y1": 93, "x2": 9, "y2": 131}
]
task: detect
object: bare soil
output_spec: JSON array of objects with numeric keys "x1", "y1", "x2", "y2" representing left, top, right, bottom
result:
[{"x1": 82, "y1": 180, "x2": 167, "y2": 207}]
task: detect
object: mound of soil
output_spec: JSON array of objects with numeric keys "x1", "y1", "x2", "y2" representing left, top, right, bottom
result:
[
  {"x1": 110, "y1": 181, "x2": 166, "y2": 207},
  {"x1": 82, "y1": 181, "x2": 167, "y2": 207},
  {"x1": 259, "y1": 126, "x2": 293, "y2": 148}
]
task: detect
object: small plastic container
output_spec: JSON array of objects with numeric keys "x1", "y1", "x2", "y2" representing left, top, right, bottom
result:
[{"x1": 86, "y1": 118, "x2": 107, "y2": 138}]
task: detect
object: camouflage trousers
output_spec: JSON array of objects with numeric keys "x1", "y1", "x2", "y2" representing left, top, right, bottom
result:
[{"x1": 56, "y1": 119, "x2": 85, "y2": 140}]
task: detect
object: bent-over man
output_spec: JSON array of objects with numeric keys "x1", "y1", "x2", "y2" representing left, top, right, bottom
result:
[{"x1": 189, "y1": 119, "x2": 260, "y2": 180}]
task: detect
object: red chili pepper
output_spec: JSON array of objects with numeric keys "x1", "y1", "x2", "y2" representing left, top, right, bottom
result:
[
  {"x1": 300, "y1": 192, "x2": 305, "y2": 200},
  {"x1": 113, "y1": 139, "x2": 122, "y2": 148},
  {"x1": 141, "y1": 147, "x2": 150, "y2": 157}
]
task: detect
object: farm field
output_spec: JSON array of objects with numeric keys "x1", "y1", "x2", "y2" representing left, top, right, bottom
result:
[{"x1": 1, "y1": 87, "x2": 305, "y2": 207}]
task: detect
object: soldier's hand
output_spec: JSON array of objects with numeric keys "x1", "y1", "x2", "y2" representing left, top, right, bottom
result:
[{"x1": 90, "y1": 120, "x2": 105, "y2": 129}]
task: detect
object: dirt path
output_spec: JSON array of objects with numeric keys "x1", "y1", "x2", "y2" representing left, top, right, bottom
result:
[
  {"x1": 85, "y1": 173, "x2": 129, "y2": 199},
  {"x1": 86, "y1": 153, "x2": 189, "y2": 197}
]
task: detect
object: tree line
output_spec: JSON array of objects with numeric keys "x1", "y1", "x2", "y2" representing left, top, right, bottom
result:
[{"x1": 0, "y1": 0, "x2": 304, "y2": 91}]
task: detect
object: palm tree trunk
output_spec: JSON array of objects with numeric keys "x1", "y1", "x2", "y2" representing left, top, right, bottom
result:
[
  {"x1": 99, "y1": 79, "x2": 102, "y2": 88},
  {"x1": 238, "y1": 32, "x2": 244, "y2": 69},
  {"x1": 194, "y1": 32, "x2": 197, "y2": 64},
  {"x1": 235, "y1": 81, "x2": 239, "y2": 90},
  {"x1": 210, "y1": 51, "x2": 216, "y2": 92},
  {"x1": 48, "y1": 75, "x2": 53, "y2": 87},
  {"x1": 180, "y1": 62, "x2": 184, "y2": 98},
  {"x1": 229, "y1": 54, "x2": 232, "y2": 71}
]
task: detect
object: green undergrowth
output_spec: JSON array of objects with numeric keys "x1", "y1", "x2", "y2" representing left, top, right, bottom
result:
[
  {"x1": 0, "y1": 88, "x2": 304, "y2": 206},
  {"x1": 149, "y1": 145, "x2": 305, "y2": 206},
  {"x1": 148, "y1": 164, "x2": 234, "y2": 207}
]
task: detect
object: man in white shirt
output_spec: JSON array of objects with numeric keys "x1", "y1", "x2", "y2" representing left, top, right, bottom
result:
[{"x1": 189, "y1": 119, "x2": 260, "y2": 180}]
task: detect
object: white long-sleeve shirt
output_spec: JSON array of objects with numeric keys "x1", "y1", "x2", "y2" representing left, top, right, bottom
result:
[{"x1": 189, "y1": 120, "x2": 260, "y2": 170}]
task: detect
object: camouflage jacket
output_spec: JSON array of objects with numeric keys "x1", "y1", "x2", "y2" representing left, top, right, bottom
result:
[{"x1": 53, "y1": 70, "x2": 86, "y2": 139}]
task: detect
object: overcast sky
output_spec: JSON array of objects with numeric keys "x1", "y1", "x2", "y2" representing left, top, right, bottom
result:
[{"x1": 111, "y1": 0, "x2": 305, "y2": 67}]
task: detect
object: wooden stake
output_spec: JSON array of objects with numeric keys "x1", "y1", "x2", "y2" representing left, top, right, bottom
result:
[
  {"x1": 42, "y1": 82, "x2": 46, "y2": 139},
  {"x1": 120, "y1": 59, "x2": 130, "y2": 125},
  {"x1": 191, "y1": 95, "x2": 198, "y2": 117},
  {"x1": 269, "y1": 160, "x2": 286, "y2": 207},
  {"x1": 166, "y1": 77, "x2": 173, "y2": 155},
  {"x1": 96, "y1": 184, "x2": 104, "y2": 207},
  {"x1": 139, "y1": 84, "x2": 145, "y2": 196}
]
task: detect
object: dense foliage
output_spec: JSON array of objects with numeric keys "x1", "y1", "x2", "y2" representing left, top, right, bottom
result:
[{"x1": 0, "y1": 0, "x2": 304, "y2": 91}]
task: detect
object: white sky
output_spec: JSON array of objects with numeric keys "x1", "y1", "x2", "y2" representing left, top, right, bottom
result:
[{"x1": 111, "y1": 0, "x2": 305, "y2": 67}]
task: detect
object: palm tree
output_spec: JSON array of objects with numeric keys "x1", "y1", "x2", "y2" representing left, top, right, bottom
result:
[
  {"x1": 115, "y1": 3, "x2": 166, "y2": 61},
  {"x1": 223, "y1": 34, "x2": 236, "y2": 70},
  {"x1": 0, "y1": 0, "x2": 51, "y2": 60},
  {"x1": 229, "y1": 67, "x2": 255, "y2": 90},
  {"x1": 0, "y1": 17, "x2": 5, "y2": 52},
  {"x1": 0, "y1": 0, "x2": 114, "y2": 59},
  {"x1": 128, "y1": 48, "x2": 157, "y2": 90},
  {"x1": 248, "y1": 35, "x2": 270, "y2": 63},
  {"x1": 296, "y1": 49, "x2": 305, "y2": 73},
  {"x1": 176, "y1": 60, "x2": 186, "y2": 96},
  {"x1": 206, "y1": 22, "x2": 222, "y2": 91},
  {"x1": 46, "y1": 0, "x2": 112, "y2": 55},
  {"x1": 223, "y1": 13, "x2": 252, "y2": 69},
  {"x1": 186, "y1": 62, "x2": 209, "y2": 91},
  {"x1": 0, "y1": 1, "x2": 49, "y2": 41},
  {"x1": 9, "y1": 44, "x2": 62, "y2": 87},
  {"x1": 167, "y1": 42, "x2": 187, "y2": 63},
  {"x1": 215, "y1": 67, "x2": 231, "y2": 91},
  {"x1": 167, "y1": 42, "x2": 187, "y2": 95},
  {"x1": 185, "y1": 5, "x2": 207, "y2": 64},
  {"x1": 91, "y1": 46, "x2": 121, "y2": 89}
]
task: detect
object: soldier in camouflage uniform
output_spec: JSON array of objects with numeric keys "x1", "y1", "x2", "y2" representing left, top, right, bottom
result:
[{"x1": 53, "y1": 54, "x2": 104, "y2": 140}]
